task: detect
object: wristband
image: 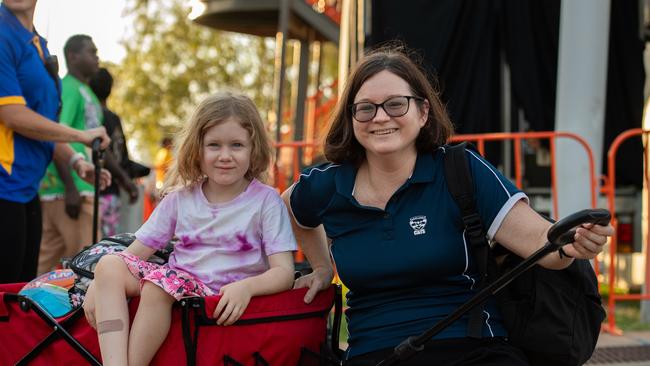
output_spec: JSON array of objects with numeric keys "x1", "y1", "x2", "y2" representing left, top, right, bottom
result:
[
  {"x1": 558, "y1": 247, "x2": 573, "y2": 259},
  {"x1": 69, "y1": 152, "x2": 85, "y2": 170}
]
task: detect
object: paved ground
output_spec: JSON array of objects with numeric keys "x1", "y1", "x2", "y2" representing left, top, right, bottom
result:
[
  {"x1": 338, "y1": 331, "x2": 650, "y2": 365},
  {"x1": 588, "y1": 331, "x2": 650, "y2": 365}
]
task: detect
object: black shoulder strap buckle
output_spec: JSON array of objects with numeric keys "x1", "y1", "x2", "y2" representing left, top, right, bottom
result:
[{"x1": 462, "y1": 213, "x2": 485, "y2": 246}]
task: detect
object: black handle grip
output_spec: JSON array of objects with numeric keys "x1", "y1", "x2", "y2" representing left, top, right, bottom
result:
[
  {"x1": 91, "y1": 138, "x2": 103, "y2": 165},
  {"x1": 91, "y1": 138, "x2": 102, "y2": 152},
  {"x1": 547, "y1": 208, "x2": 611, "y2": 247}
]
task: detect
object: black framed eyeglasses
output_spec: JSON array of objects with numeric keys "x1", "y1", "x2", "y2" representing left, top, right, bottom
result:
[{"x1": 350, "y1": 95, "x2": 424, "y2": 122}]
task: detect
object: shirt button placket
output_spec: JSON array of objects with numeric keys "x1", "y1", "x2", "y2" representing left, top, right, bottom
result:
[{"x1": 382, "y1": 211, "x2": 394, "y2": 240}]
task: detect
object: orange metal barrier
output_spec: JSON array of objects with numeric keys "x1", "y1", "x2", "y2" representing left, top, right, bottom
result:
[
  {"x1": 451, "y1": 131, "x2": 601, "y2": 278},
  {"x1": 602, "y1": 128, "x2": 650, "y2": 334},
  {"x1": 450, "y1": 131, "x2": 599, "y2": 216},
  {"x1": 304, "y1": 0, "x2": 342, "y2": 24},
  {"x1": 273, "y1": 141, "x2": 320, "y2": 193}
]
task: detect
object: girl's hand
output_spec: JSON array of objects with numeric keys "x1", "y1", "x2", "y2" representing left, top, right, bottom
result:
[
  {"x1": 82, "y1": 281, "x2": 97, "y2": 329},
  {"x1": 213, "y1": 281, "x2": 252, "y2": 326},
  {"x1": 561, "y1": 223, "x2": 614, "y2": 259}
]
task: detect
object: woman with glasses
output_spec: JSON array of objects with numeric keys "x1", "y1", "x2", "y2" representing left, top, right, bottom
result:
[{"x1": 281, "y1": 46, "x2": 613, "y2": 365}]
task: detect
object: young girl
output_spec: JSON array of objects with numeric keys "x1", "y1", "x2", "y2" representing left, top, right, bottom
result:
[{"x1": 82, "y1": 92, "x2": 297, "y2": 366}]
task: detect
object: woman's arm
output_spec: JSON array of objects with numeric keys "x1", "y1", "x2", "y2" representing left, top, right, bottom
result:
[
  {"x1": 494, "y1": 200, "x2": 613, "y2": 269},
  {"x1": 0, "y1": 104, "x2": 110, "y2": 148},
  {"x1": 213, "y1": 251, "x2": 295, "y2": 325},
  {"x1": 281, "y1": 186, "x2": 334, "y2": 303}
]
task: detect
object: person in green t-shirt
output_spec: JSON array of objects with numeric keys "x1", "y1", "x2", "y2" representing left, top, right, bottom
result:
[{"x1": 38, "y1": 34, "x2": 103, "y2": 274}]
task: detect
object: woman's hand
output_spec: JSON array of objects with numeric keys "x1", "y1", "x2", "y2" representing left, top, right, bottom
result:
[
  {"x1": 82, "y1": 281, "x2": 97, "y2": 329},
  {"x1": 213, "y1": 281, "x2": 252, "y2": 326},
  {"x1": 82, "y1": 127, "x2": 111, "y2": 150},
  {"x1": 294, "y1": 266, "x2": 334, "y2": 304},
  {"x1": 560, "y1": 223, "x2": 614, "y2": 259}
]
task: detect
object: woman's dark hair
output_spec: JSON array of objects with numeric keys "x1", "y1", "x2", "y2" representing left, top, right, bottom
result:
[{"x1": 324, "y1": 45, "x2": 454, "y2": 164}]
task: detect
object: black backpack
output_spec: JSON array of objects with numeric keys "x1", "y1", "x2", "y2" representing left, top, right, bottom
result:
[{"x1": 443, "y1": 142, "x2": 606, "y2": 366}]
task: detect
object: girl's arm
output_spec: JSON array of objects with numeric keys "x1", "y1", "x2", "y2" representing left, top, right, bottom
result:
[
  {"x1": 124, "y1": 239, "x2": 158, "y2": 260},
  {"x1": 494, "y1": 200, "x2": 613, "y2": 269},
  {"x1": 238, "y1": 251, "x2": 295, "y2": 296},
  {"x1": 213, "y1": 251, "x2": 295, "y2": 326},
  {"x1": 281, "y1": 187, "x2": 334, "y2": 304}
]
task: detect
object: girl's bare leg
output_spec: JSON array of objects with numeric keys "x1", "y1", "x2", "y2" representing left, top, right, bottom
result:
[
  {"x1": 127, "y1": 281, "x2": 176, "y2": 366},
  {"x1": 93, "y1": 255, "x2": 141, "y2": 366}
]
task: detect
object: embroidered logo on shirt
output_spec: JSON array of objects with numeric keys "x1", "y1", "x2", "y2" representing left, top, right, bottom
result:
[{"x1": 409, "y1": 215, "x2": 427, "y2": 235}]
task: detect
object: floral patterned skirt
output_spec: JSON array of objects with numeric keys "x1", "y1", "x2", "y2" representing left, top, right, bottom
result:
[
  {"x1": 115, "y1": 252, "x2": 215, "y2": 301},
  {"x1": 99, "y1": 194, "x2": 121, "y2": 237}
]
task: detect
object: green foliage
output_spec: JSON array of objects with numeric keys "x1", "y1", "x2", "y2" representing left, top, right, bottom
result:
[
  {"x1": 613, "y1": 302, "x2": 650, "y2": 331},
  {"x1": 110, "y1": 0, "x2": 276, "y2": 162},
  {"x1": 598, "y1": 283, "x2": 630, "y2": 298}
]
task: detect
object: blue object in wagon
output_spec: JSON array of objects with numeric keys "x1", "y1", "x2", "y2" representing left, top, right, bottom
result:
[{"x1": 19, "y1": 283, "x2": 73, "y2": 318}]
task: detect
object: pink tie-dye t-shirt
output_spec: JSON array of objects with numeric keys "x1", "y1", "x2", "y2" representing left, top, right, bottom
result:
[{"x1": 135, "y1": 179, "x2": 297, "y2": 292}]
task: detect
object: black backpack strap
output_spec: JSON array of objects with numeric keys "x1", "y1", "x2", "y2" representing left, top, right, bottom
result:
[{"x1": 443, "y1": 142, "x2": 490, "y2": 338}]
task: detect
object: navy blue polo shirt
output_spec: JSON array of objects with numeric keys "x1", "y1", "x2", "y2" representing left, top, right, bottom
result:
[
  {"x1": 290, "y1": 147, "x2": 527, "y2": 358},
  {"x1": 0, "y1": 4, "x2": 60, "y2": 203}
]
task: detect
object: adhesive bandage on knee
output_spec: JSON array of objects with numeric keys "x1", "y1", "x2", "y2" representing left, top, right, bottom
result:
[{"x1": 97, "y1": 319, "x2": 124, "y2": 334}]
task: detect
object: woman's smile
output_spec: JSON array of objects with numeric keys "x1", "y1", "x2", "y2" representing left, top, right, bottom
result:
[{"x1": 370, "y1": 128, "x2": 399, "y2": 135}]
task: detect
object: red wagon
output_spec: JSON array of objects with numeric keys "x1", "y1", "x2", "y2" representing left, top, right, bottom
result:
[{"x1": 0, "y1": 283, "x2": 341, "y2": 365}]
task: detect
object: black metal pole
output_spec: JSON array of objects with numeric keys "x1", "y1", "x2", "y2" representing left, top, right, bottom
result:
[{"x1": 91, "y1": 138, "x2": 103, "y2": 244}]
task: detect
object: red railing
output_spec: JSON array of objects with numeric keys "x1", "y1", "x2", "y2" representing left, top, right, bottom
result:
[
  {"x1": 450, "y1": 131, "x2": 605, "y2": 282},
  {"x1": 602, "y1": 128, "x2": 650, "y2": 334},
  {"x1": 272, "y1": 141, "x2": 322, "y2": 194},
  {"x1": 304, "y1": 0, "x2": 341, "y2": 24},
  {"x1": 450, "y1": 131, "x2": 598, "y2": 216}
]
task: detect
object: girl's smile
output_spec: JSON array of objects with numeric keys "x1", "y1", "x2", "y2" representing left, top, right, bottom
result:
[{"x1": 200, "y1": 118, "x2": 252, "y2": 203}]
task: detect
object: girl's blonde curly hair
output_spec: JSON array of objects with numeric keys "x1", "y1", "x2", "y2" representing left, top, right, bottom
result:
[{"x1": 161, "y1": 92, "x2": 272, "y2": 195}]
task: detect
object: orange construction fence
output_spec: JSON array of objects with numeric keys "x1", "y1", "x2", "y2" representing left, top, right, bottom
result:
[
  {"x1": 449, "y1": 131, "x2": 605, "y2": 281},
  {"x1": 602, "y1": 128, "x2": 650, "y2": 334},
  {"x1": 449, "y1": 131, "x2": 599, "y2": 219}
]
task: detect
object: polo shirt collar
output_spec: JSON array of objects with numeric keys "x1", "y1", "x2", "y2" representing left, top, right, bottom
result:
[
  {"x1": 409, "y1": 151, "x2": 437, "y2": 184},
  {"x1": 334, "y1": 162, "x2": 357, "y2": 198},
  {"x1": 0, "y1": 4, "x2": 37, "y2": 44},
  {"x1": 334, "y1": 151, "x2": 438, "y2": 198}
]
